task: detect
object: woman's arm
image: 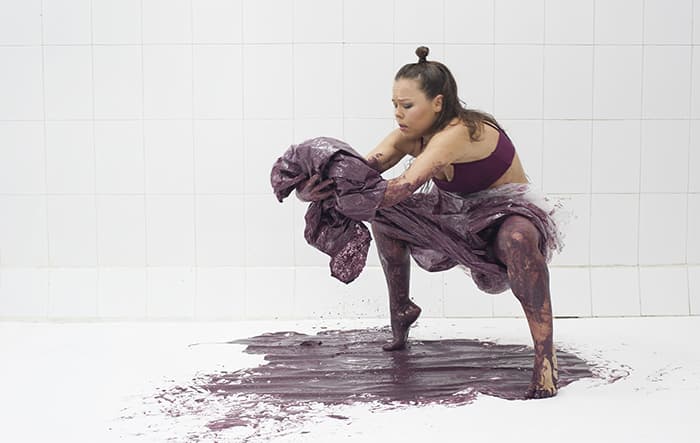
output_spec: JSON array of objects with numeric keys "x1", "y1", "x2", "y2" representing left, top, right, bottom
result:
[
  {"x1": 365, "y1": 129, "x2": 408, "y2": 173},
  {"x1": 379, "y1": 128, "x2": 462, "y2": 208}
]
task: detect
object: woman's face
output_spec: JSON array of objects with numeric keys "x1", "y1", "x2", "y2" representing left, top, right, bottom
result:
[{"x1": 392, "y1": 77, "x2": 442, "y2": 137}]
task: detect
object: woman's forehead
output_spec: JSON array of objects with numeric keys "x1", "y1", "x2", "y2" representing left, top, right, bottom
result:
[{"x1": 392, "y1": 78, "x2": 425, "y2": 99}]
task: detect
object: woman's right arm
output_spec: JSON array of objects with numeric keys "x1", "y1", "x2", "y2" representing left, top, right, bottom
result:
[{"x1": 364, "y1": 129, "x2": 408, "y2": 173}]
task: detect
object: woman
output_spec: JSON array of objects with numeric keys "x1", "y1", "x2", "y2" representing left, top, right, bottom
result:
[{"x1": 299, "y1": 47, "x2": 559, "y2": 399}]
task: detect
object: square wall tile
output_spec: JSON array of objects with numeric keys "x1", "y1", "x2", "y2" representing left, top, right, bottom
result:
[
  {"x1": 193, "y1": 45, "x2": 243, "y2": 119},
  {"x1": 143, "y1": 45, "x2": 193, "y2": 119},
  {"x1": 692, "y1": 121, "x2": 700, "y2": 192},
  {"x1": 344, "y1": 44, "x2": 394, "y2": 119},
  {"x1": 543, "y1": 46, "x2": 593, "y2": 119},
  {"x1": 344, "y1": 0, "x2": 393, "y2": 43},
  {"x1": 97, "y1": 268, "x2": 147, "y2": 319},
  {"x1": 243, "y1": 45, "x2": 293, "y2": 119},
  {"x1": 45, "y1": 122, "x2": 95, "y2": 194},
  {"x1": 43, "y1": 46, "x2": 93, "y2": 120},
  {"x1": 593, "y1": 46, "x2": 643, "y2": 119},
  {"x1": 47, "y1": 196, "x2": 97, "y2": 266},
  {"x1": 542, "y1": 120, "x2": 591, "y2": 194},
  {"x1": 590, "y1": 194, "x2": 639, "y2": 266},
  {"x1": 443, "y1": 268, "x2": 493, "y2": 318},
  {"x1": 93, "y1": 46, "x2": 143, "y2": 120},
  {"x1": 445, "y1": 45, "x2": 495, "y2": 114},
  {"x1": 145, "y1": 195, "x2": 196, "y2": 266},
  {"x1": 294, "y1": 267, "x2": 346, "y2": 319},
  {"x1": 639, "y1": 193, "x2": 687, "y2": 265},
  {"x1": 143, "y1": 120, "x2": 194, "y2": 194},
  {"x1": 639, "y1": 266, "x2": 689, "y2": 316},
  {"x1": 642, "y1": 46, "x2": 692, "y2": 119},
  {"x1": 550, "y1": 267, "x2": 591, "y2": 317},
  {"x1": 0, "y1": 122, "x2": 45, "y2": 193},
  {"x1": 194, "y1": 120, "x2": 244, "y2": 194},
  {"x1": 142, "y1": 0, "x2": 191, "y2": 44},
  {"x1": 245, "y1": 267, "x2": 294, "y2": 319},
  {"x1": 689, "y1": 266, "x2": 700, "y2": 315},
  {"x1": 92, "y1": 0, "x2": 141, "y2": 44},
  {"x1": 0, "y1": 48, "x2": 43, "y2": 120},
  {"x1": 0, "y1": 1, "x2": 42, "y2": 45},
  {"x1": 544, "y1": 0, "x2": 594, "y2": 44},
  {"x1": 294, "y1": 0, "x2": 342, "y2": 43},
  {"x1": 42, "y1": 0, "x2": 91, "y2": 44},
  {"x1": 0, "y1": 268, "x2": 48, "y2": 318},
  {"x1": 687, "y1": 194, "x2": 700, "y2": 264},
  {"x1": 594, "y1": 0, "x2": 643, "y2": 44},
  {"x1": 500, "y1": 120, "x2": 543, "y2": 187},
  {"x1": 196, "y1": 267, "x2": 246, "y2": 320},
  {"x1": 294, "y1": 44, "x2": 343, "y2": 119},
  {"x1": 495, "y1": 0, "x2": 544, "y2": 44},
  {"x1": 94, "y1": 121, "x2": 145, "y2": 194},
  {"x1": 640, "y1": 120, "x2": 689, "y2": 193},
  {"x1": 245, "y1": 195, "x2": 294, "y2": 266},
  {"x1": 0, "y1": 196, "x2": 48, "y2": 266},
  {"x1": 192, "y1": 0, "x2": 242, "y2": 44},
  {"x1": 410, "y1": 266, "x2": 445, "y2": 318},
  {"x1": 394, "y1": 0, "x2": 443, "y2": 43},
  {"x1": 344, "y1": 267, "x2": 387, "y2": 319},
  {"x1": 445, "y1": 0, "x2": 494, "y2": 44},
  {"x1": 591, "y1": 120, "x2": 641, "y2": 193},
  {"x1": 590, "y1": 267, "x2": 640, "y2": 317},
  {"x1": 494, "y1": 46, "x2": 544, "y2": 119},
  {"x1": 243, "y1": 119, "x2": 294, "y2": 194},
  {"x1": 550, "y1": 194, "x2": 590, "y2": 266},
  {"x1": 196, "y1": 195, "x2": 245, "y2": 266},
  {"x1": 242, "y1": 0, "x2": 292, "y2": 43},
  {"x1": 342, "y1": 119, "x2": 396, "y2": 165},
  {"x1": 48, "y1": 268, "x2": 97, "y2": 318},
  {"x1": 643, "y1": 0, "x2": 692, "y2": 44},
  {"x1": 147, "y1": 267, "x2": 195, "y2": 319},
  {"x1": 96, "y1": 195, "x2": 146, "y2": 266}
]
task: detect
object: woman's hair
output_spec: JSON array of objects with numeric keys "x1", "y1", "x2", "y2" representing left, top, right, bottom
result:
[{"x1": 395, "y1": 46, "x2": 502, "y2": 141}]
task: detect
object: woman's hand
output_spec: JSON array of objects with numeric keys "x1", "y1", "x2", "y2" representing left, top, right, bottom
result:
[{"x1": 296, "y1": 173, "x2": 335, "y2": 202}]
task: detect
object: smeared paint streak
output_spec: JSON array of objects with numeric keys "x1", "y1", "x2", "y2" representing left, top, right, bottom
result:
[{"x1": 138, "y1": 328, "x2": 626, "y2": 442}]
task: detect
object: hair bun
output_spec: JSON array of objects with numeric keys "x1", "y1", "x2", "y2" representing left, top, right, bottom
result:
[{"x1": 415, "y1": 46, "x2": 429, "y2": 63}]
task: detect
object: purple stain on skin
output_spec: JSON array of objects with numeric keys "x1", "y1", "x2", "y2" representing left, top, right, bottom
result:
[{"x1": 143, "y1": 328, "x2": 627, "y2": 442}]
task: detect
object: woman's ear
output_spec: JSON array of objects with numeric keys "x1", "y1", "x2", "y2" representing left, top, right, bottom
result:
[{"x1": 432, "y1": 94, "x2": 443, "y2": 113}]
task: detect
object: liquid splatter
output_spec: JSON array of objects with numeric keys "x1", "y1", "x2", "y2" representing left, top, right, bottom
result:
[{"x1": 125, "y1": 328, "x2": 625, "y2": 442}]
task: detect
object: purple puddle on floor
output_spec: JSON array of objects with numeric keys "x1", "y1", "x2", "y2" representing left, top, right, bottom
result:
[{"x1": 150, "y1": 327, "x2": 624, "y2": 441}]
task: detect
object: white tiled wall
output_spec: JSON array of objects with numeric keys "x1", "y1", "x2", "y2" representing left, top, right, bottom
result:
[{"x1": 0, "y1": 0, "x2": 697, "y2": 320}]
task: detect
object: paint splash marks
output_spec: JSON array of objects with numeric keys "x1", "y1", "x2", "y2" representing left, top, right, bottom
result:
[{"x1": 122, "y1": 328, "x2": 622, "y2": 442}]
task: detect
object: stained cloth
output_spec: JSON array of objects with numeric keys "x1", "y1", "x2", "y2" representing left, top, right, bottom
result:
[{"x1": 270, "y1": 137, "x2": 565, "y2": 294}]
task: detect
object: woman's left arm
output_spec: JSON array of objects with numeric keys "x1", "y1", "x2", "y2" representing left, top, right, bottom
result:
[{"x1": 379, "y1": 130, "x2": 461, "y2": 208}]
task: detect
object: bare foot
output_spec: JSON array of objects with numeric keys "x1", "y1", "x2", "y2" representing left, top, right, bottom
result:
[
  {"x1": 525, "y1": 352, "x2": 559, "y2": 399},
  {"x1": 383, "y1": 301, "x2": 421, "y2": 351}
]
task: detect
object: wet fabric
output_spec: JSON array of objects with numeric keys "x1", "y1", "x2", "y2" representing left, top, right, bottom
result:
[{"x1": 270, "y1": 137, "x2": 565, "y2": 293}]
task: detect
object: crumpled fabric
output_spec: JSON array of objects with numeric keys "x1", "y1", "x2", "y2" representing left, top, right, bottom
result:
[{"x1": 270, "y1": 137, "x2": 566, "y2": 294}]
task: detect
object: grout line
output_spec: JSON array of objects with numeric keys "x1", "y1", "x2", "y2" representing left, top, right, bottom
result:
[
  {"x1": 588, "y1": 0, "x2": 596, "y2": 316},
  {"x1": 139, "y1": 0, "x2": 150, "y2": 318},
  {"x1": 637, "y1": 0, "x2": 647, "y2": 316},
  {"x1": 190, "y1": 0, "x2": 198, "y2": 319},
  {"x1": 39, "y1": 0, "x2": 50, "y2": 319},
  {"x1": 89, "y1": 0, "x2": 100, "y2": 317}
]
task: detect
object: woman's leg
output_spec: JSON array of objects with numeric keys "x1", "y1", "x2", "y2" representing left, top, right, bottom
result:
[
  {"x1": 371, "y1": 222, "x2": 421, "y2": 351},
  {"x1": 494, "y1": 215, "x2": 558, "y2": 398}
]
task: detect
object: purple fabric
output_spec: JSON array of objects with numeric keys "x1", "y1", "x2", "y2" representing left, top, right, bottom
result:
[
  {"x1": 270, "y1": 137, "x2": 565, "y2": 293},
  {"x1": 432, "y1": 126, "x2": 515, "y2": 194}
]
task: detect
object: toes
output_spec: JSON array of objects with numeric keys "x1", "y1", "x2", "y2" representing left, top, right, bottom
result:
[
  {"x1": 525, "y1": 385, "x2": 557, "y2": 399},
  {"x1": 382, "y1": 341, "x2": 407, "y2": 352}
]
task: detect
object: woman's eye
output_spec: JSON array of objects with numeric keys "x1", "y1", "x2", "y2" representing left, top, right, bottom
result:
[{"x1": 403, "y1": 104, "x2": 413, "y2": 109}]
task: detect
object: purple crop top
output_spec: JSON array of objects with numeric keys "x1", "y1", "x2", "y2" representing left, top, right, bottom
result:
[{"x1": 431, "y1": 123, "x2": 515, "y2": 194}]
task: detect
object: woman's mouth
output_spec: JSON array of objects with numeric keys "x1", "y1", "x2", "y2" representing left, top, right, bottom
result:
[{"x1": 398, "y1": 124, "x2": 408, "y2": 131}]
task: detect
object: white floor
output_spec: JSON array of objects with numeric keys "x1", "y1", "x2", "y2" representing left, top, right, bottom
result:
[{"x1": 1, "y1": 316, "x2": 698, "y2": 443}]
